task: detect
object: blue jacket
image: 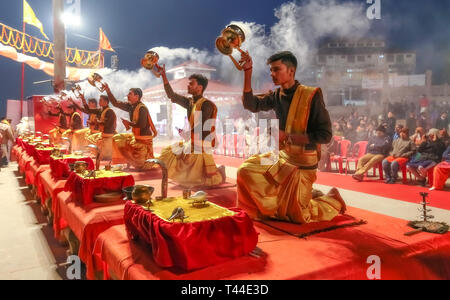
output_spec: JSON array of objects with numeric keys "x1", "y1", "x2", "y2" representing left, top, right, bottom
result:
[
  {"x1": 367, "y1": 135, "x2": 391, "y2": 156},
  {"x1": 443, "y1": 146, "x2": 450, "y2": 162}
]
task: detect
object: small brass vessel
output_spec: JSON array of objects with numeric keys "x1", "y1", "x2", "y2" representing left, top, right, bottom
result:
[{"x1": 132, "y1": 185, "x2": 155, "y2": 205}]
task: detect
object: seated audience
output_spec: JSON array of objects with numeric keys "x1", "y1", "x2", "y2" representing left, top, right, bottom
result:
[{"x1": 407, "y1": 128, "x2": 446, "y2": 186}]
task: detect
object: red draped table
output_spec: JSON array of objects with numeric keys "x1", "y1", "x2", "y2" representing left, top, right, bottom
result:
[
  {"x1": 55, "y1": 191, "x2": 126, "y2": 280},
  {"x1": 33, "y1": 147, "x2": 67, "y2": 165},
  {"x1": 50, "y1": 155, "x2": 95, "y2": 180},
  {"x1": 65, "y1": 170, "x2": 135, "y2": 205},
  {"x1": 124, "y1": 200, "x2": 258, "y2": 271}
]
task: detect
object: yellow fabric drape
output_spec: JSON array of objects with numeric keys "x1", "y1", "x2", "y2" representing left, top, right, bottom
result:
[
  {"x1": 132, "y1": 103, "x2": 157, "y2": 139},
  {"x1": 135, "y1": 197, "x2": 236, "y2": 223},
  {"x1": 159, "y1": 142, "x2": 223, "y2": 187},
  {"x1": 71, "y1": 128, "x2": 91, "y2": 152},
  {"x1": 237, "y1": 85, "x2": 346, "y2": 224},
  {"x1": 112, "y1": 133, "x2": 154, "y2": 170}
]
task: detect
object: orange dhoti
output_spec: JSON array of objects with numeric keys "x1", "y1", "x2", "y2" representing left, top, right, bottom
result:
[
  {"x1": 70, "y1": 128, "x2": 96, "y2": 152},
  {"x1": 49, "y1": 127, "x2": 65, "y2": 145},
  {"x1": 237, "y1": 84, "x2": 346, "y2": 224},
  {"x1": 433, "y1": 162, "x2": 450, "y2": 190},
  {"x1": 159, "y1": 141, "x2": 223, "y2": 187},
  {"x1": 87, "y1": 132, "x2": 114, "y2": 161},
  {"x1": 237, "y1": 151, "x2": 346, "y2": 224},
  {"x1": 112, "y1": 133, "x2": 154, "y2": 170}
]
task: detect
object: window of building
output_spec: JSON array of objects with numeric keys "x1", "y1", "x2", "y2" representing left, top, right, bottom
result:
[
  {"x1": 328, "y1": 56, "x2": 334, "y2": 59},
  {"x1": 357, "y1": 56, "x2": 365, "y2": 62},
  {"x1": 366, "y1": 43, "x2": 373, "y2": 47},
  {"x1": 318, "y1": 56, "x2": 326, "y2": 63},
  {"x1": 387, "y1": 54, "x2": 394, "y2": 62},
  {"x1": 339, "y1": 43, "x2": 346, "y2": 47},
  {"x1": 341, "y1": 56, "x2": 346, "y2": 59},
  {"x1": 348, "y1": 55, "x2": 355, "y2": 63},
  {"x1": 375, "y1": 42, "x2": 382, "y2": 47},
  {"x1": 357, "y1": 43, "x2": 365, "y2": 47},
  {"x1": 396, "y1": 54, "x2": 404, "y2": 63},
  {"x1": 406, "y1": 54, "x2": 413, "y2": 58},
  {"x1": 348, "y1": 43, "x2": 355, "y2": 47},
  {"x1": 329, "y1": 43, "x2": 337, "y2": 47}
]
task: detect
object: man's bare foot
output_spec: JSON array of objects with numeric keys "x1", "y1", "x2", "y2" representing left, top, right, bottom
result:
[
  {"x1": 352, "y1": 174, "x2": 364, "y2": 182},
  {"x1": 312, "y1": 189, "x2": 325, "y2": 199},
  {"x1": 327, "y1": 187, "x2": 347, "y2": 214},
  {"x1": 218, "y1": 165, "x2": 226, "y2": 184}
]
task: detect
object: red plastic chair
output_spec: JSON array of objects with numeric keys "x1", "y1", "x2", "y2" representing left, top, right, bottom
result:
[
  {"x1": 224, "y1": 134, "x2": 234, "y2": 156},
  {"x1": 345, "y1": 141, "x2": 368, "y2": 175},
  {"x1": 371, "y1": 162, "x2": 384, "y2": 180},
  {"x1": 235, "y1": 135, "x2": 246, "y2": 158},
  {"x1": 214, "y1": 134, "x2": 224, "y2": 155},
  {"x1": 330, "y1": 139, "x2": 351, "y2": 174},
  {"x1": 333, "y1": 136, "x2": 343, "y2": 142},
  {"x1": 399, "y1": 163, "x2": 409, "y2": 184},
  {"x1": 405, "y1": 165, "x2": 435, "y2": 186},
  {"x1": 427, "y1": 167, "x2": 435, "y2": 186}
]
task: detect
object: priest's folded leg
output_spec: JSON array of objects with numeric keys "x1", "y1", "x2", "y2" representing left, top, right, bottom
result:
[
  {"x1": 98, "y1": 134, "x2": 114, "y2": 161},
  {"x1": 85, "y1": 131, "x2": 102, "y2": 146},
  {"x1": 49, "y1": 127, "x2": 64, "y2": 145},
  {"x1": 112, "y1": 133, "x2": 154, "y2": 170},
  {"x1": 86, "y1": 132, "x2": 112, "y2": 160},
  {"x1": 61, "y1": 129, "x2": 73, "y2": 139},
  {"x1": 237, "y1": 151, "x2": 346, "y2": 224},
  {"x1": 71, "y1": 128, "x2": 92, "y2": 152},
  {"x1": 159, "y1": 141, "x2": 225, "y2": 187}
]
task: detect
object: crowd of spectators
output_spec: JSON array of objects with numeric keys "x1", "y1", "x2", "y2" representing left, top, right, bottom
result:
[{"x1": 321, "y1": 98, "x2": 450, "y2": 190}]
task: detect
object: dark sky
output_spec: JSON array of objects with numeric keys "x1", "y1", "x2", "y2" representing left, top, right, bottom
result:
[{"x1": 1, "y1": 0, "x2": 450, "y2": 117}]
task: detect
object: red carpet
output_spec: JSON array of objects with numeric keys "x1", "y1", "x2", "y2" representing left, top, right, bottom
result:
[{"x1": 316, "y1": 172, "x2": 450, "y2": 211}]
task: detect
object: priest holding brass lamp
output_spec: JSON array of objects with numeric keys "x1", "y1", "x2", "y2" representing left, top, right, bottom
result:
[
  {"x1": 103, "y1": 79, "x2": 157, "y2": 170},
  {"x1": 235, "y1": 45, "x2": 347, "y2": 224},
  {"x1": 152, "y1": 52, "x2": 226, "y2": 188}
]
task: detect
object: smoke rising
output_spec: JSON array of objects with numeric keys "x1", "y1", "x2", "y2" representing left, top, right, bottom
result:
[
  {"x1": 152, "y1": 0, "x2": 371, "y2": 88},
  {"x1": 80, "y1": 0, "x2": 372, "y2": 97}
]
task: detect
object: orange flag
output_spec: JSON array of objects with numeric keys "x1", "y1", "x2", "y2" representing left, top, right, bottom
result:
[{"x1": 99, "y1": 28, "x2": 115, "y2": 52}]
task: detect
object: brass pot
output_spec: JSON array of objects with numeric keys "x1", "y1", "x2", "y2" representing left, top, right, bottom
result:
[
  {"x1": 51, "y1": 148, "x2": 61, "y2": 157},
  {"x1": 132, "y1": 185, "x2": 155, "y2": 205},
  {"x1": 74, "y1": 161, "x2": 88, "y2": 174},
  {"x1": 122, "y1": 186, "x2": 134, "y2": 200}
]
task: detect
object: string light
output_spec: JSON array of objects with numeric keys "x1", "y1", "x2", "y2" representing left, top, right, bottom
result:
[{"x1": 0, "y1": 22, "x2": 102, "y2": 68}]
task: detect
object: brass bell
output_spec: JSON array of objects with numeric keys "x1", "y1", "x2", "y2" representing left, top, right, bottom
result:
[
  {"x1": 141, "y1": 50, "x2": 161, "y2": 78},
  {"x1": 88, "y1": 73, "x2": 106, "y2": 92},
  {"x1": 71, "y1": 84, "x2": 83, "y2": 98},
  {"x1": 74, "y1": 161, "x2": 88, "y2": 174},
  {"x1": 216, "y1": 24, "x2": 247, "y2": 71}
]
